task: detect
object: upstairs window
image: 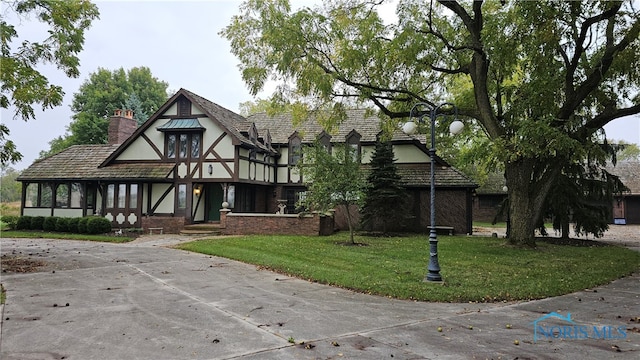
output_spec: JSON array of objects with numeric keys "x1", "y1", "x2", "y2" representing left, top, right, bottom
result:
[
  {"x1": 177, "y1": 98, "x2": 191, "y2": 116},
  {"x1": 346, "y1": 130, "x2": 361, "y2": 162},
  {"x1": 157, "y1": 118, "x2": 205, "y2": 160},
  {"x1": 318, "y1": 131, "x2": 332, "y2": 153},
  {"x1": 166, "y1": 132, "x2": 202, "y2": 160},
  {"x1": 288, "y1": 135, "x2": 302, "y2": 165}
]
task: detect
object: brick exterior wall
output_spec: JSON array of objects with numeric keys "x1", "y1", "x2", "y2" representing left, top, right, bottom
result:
[
  {"x1": 108, "y1": 110, "x2": 137, "y2": 145},
  {"x1": 220, "y1": 210, "x2": 334, "y2": 236},
  {"x1": 140, "y1": 216, "x2": 185, "y2": 234}
]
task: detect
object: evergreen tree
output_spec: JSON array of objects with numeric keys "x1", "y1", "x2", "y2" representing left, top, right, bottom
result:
[
  {"x1": 123, "y1": 92, "x2": 148, "y2": 126},
  {"x1": 360, "y1": 141, "x2": 409, "y2": 234}
]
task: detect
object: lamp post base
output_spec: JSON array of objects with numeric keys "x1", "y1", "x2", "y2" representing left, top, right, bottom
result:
[{"x1": 424, "y1": 273, "x2": 443, "y2": 283}]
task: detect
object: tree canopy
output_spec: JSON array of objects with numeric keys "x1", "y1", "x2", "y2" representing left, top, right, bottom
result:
[
  {"x1": 223, "y1": 0, "x2": 640, "y2": 246},
  {"x1": 0, "y1": 0, "x2": 99, "y2": 165},
  {"x1": 41, "y1": 66, "x2": 169, "y2": 158}
]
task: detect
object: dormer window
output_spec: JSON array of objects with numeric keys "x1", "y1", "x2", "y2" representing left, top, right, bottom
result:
[
  {"x1": 346, "y1": 130, "x2": 361, "y2": 162},
  {"x1": 318, "y1": 131, "x2": 332, "y2": 153}
]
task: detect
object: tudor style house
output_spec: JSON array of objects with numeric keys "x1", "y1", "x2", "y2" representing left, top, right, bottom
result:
[{"x1": 17, "y1": 88, "x2": 477, "y2": 234}]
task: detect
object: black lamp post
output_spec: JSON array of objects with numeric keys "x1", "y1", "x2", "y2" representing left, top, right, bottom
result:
[{"x1": 402, "y1": 102, "x2": 464, "y2": 282}]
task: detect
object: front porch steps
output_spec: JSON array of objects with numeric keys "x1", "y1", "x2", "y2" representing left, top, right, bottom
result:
[{"x1": 180, "y1": 222, "x2": 222, "y2": 236}]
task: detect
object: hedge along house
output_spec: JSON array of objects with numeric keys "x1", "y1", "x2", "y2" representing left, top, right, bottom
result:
[{"x1": 17, "y1": 88, "x2": 477, "y2": 234}]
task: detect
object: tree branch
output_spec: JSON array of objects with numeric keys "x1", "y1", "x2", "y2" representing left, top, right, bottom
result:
[{"x1": 560, "y1": 7, "x2": 638, "y2": 119}]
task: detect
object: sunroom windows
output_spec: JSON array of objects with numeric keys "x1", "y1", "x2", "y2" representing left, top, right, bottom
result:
[{"x1": 25, "y1": 182, "x2": 84, "y2": 209}]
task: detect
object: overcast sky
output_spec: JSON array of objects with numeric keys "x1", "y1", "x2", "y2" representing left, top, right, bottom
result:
[{"x1": 2, "y1": 0, "x2": 638, "y2": 171}]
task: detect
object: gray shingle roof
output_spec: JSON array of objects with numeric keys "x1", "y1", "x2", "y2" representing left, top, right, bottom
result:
[
  {"x1": 248, "y1": 109, "x2": 417, "y2": 144},
  {"x1": 180, "y1": 89, "x2": 272, "y2": 152},
  {"x1": 17, "y1": 145, "x2": 174, "y2": 181},
  {"x1": 395, "y1": 164, "x2": 478, "y2": 188},
  {"x1": 608, "y1": 161, "x2": 640, "y2": 194}
]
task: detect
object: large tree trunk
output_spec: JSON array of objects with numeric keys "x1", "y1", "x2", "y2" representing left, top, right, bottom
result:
[{"x1": 504, "y1": 159, "x2": 559, "y2": 247}]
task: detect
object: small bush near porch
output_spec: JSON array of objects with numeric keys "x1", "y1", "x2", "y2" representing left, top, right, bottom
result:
[{"x1": 176, "y1": 233, "x2": 640, "y2": 303}]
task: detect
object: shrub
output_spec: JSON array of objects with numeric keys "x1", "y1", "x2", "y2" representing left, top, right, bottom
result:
[
  {"x1": 77, "y1": 217, "x2": 89, "y2": 233},
  {"x1": 0, "y1": 215, "x2": 19, "y2": 229},
  {"x1": 16, "y1": 216, "x2": 32, "y2": 230},
  {"x1": 86, "y1": 217, "x2": 111, "y2": 234},
  {"x1": 30, "y1": 216, "x2": 45, "y2": 230},
  {"x1": 43, "y1": 217, "x2": 59, "y2": 231},
  {"x1": 67, "y1": 217, "x2": 80, "y2": 233},
  {"x1": 55, "y1": 217, "x2": 70, "y2": 232}
]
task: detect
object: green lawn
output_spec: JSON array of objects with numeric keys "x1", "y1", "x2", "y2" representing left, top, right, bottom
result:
[
  {"x1": 0, "y1": 230, "x2": 135, "y2": 243},
  {"x1": 176, "y1": 233, "x2": 640, "y2": 303}
]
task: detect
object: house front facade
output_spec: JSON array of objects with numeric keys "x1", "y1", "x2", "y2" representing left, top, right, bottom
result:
[{"x1": 17, "y1": 88, "x2": 477, "y2": 234}]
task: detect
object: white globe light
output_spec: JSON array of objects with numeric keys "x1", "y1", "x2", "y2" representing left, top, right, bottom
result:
[
  {"x1": 449, "y1": 120, "x2": 464, "y2": 135},
  {"x1": 402, "y1": 121, "x2": 418, "y2": 135}
]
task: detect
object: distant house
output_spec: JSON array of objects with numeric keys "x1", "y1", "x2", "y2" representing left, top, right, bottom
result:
[
  {"x1": 609, "y1": 161, "x2": 640, "y2": 225},
  {"x1": 17, "y1": 88, "x2": 477, "y2": 234},
  {"x1": 472, "y1": 171, "x2": 508, "y2": 223},
  {"x1": 473, "y1": 161, "x2": 640, "y2": 226}
]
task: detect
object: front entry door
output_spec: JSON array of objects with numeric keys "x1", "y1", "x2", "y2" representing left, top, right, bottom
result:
[{"x1": 207, "y1": 184, "x2": 224, "y2": 221}]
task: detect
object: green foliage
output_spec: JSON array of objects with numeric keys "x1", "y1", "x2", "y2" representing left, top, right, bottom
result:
[
  {"x1": 86, "y1": 216, "x2": 111, "y2": 234},
  {"x1": 297, "y1": 141, "x2": 366, "y2": 243},
  {"x1": 55, "y1": 217, "x2": 70, "y2": 232},
  {"x1": 0, "y1": 166, "x2": 22, "y2": 202},
  {"x1": 543, "y1": 149, "x2": 629, "y2": 238},
  {"x1": 0, "y1": 125, "x2": 22, "y2": 165},
  {"x1": 40, "y1": 67, "x2": 169, "y2": 158},
  {"x1": 0, "y1": 215, "x2": 18, "y2": 229},
  {"x1": 77, "y1": 216, "x2": 89, "y2": 233},
  {"x1": 360, "y1": 141, "x2": 410, "y2": 233},
  {"x1": 11, "y1": 215, "x2": 112, "y2": 234},
  {"x1": 30, "y1": 216, "x2": 45, "y2": 230},
  {"x1": 67, "y1": 217, "x2": 80, "y2": 233},
  {"x1": 16, "y1": 216, "x2": 31, "y2": 230},
  {"x1": 613, "y1": 140, "x2": 640, "y2": 161},
  {"x1": 0, "y1": 0, "x2": 100, "y2": 165},
  {"x1": 42, "y1": 216, "x2": 58, "y2": 231},
  {"x1": 224, "y1": 1, "x2": 640, "y2": 245}
]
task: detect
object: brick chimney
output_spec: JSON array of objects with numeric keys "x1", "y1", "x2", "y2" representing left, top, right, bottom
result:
[{"x1": 108, "y1": 109, "x2": 137, "y2": 144}]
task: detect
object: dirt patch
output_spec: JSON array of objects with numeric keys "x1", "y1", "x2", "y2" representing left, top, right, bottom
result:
[{"x1": 1, "y1": 254, "x2": 46, "y2": 273}]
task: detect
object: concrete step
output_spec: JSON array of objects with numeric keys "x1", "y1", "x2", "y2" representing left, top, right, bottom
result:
[{"x1": 180, "y1": 223, "x2": 222, "y2": 236}]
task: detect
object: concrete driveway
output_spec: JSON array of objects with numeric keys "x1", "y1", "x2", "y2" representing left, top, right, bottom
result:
[{"x1": 0, "y1": 235, "x2": 638, "y2": 360}]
